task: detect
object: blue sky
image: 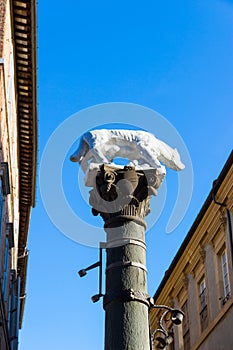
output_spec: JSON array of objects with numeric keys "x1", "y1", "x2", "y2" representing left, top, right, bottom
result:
[{"x1": 19, "y1": 1, "x2": 232, "y2": 349}]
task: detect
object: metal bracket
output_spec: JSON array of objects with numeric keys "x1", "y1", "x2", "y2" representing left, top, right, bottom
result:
[{"x1": 103, "y1": 288, "x2": 150, "y2": 309}]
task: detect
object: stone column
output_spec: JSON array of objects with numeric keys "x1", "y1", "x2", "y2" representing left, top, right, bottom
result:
[
  {"x1": 205, "y1": 243, "x2": 219, "y2": 321},
  {"x1": 173, "y1": 298, "x2": 183, "y2": 350},
  {"x1": 187, "y1": 273, "x2": 199, "y2": 346},
  {"x1": 89, "y1": 165, "x2": 163, "y2": 350}
]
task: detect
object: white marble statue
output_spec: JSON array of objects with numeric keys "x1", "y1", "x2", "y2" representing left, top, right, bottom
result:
[{"x1": 70, "y1": 129, "x2": 185, "y2": 175}]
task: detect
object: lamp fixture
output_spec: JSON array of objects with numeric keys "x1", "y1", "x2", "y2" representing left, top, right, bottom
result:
[
  {"x1": 78, "y1": 261, "x2": 100, "y2": 278},
  {"x1": 150, "y1": 301, "x2": 184, "y2": 349},
  {"x1": 91, "y1": 293, "x2": 104, "y2": 303},
  {"x1": 78, "y1": 244, "x2": 104, "y2": 303},
  {"x1": 154, "y1": 330, "x2": 173, "y2": 349}
]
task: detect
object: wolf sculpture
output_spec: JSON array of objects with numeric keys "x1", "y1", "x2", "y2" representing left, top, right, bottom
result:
[{"x1": 70, "y1": 129, "x2": 185, "y2": 173}]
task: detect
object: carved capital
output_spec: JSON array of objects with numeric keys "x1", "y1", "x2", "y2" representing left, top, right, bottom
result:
[
  {"x1": 182, "y1": 274, "x2": 189, "y2": 289},
  {"x1": 220, "y1": 213, "x2": 227, "y2": 230},
  {"x1": 89, "y1": 164, "x2": 164, "y2": 228},
  {"x1": 200, "y1": 247, "x2": 206, "y2": 262}
]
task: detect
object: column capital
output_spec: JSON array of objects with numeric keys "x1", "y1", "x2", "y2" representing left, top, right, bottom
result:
[
  {"x1": 89, "y1": 164, "x2": 164, "y2": 228},
  {"x1": 182, "y1": 274, "x2": 189, "y2": 289}
]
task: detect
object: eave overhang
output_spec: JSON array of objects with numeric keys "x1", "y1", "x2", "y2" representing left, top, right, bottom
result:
[{"x1": 11, "y1": 0, "x2": 37, "y2": 328}]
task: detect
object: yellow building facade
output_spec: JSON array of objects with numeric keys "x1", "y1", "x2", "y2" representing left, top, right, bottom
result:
[
  {"x1": 150, "y1": 151, "x2": 233, "y2": 350},
  {"x1": 0, "y1": 0, "x2": 37, "y2": 349}
]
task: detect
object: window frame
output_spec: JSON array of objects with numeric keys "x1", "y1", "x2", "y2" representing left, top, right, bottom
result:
[
  {"x1": 0, "y1": 179, "x2": 4, "y2": 237},
  {"x1": 198, "y1": 277, "x2": 209, "y2": 332},
  {"x1": 220, "y1": 249, "x2": 231, "y2": 305},
  {"x1": 0, "y1": 162, "x2": 11, "y2": 237},
  {"x1": 182, "y1": 300, "x2": 190, "y2": 350},
  {"x1": 2, "y1": 237, "x2": 9, "y2": 301}
]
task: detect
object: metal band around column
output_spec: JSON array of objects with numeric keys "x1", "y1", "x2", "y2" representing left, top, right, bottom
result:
[
  {"x1": 106, "y1": 238, "x2": 147, "y2": 249},
  {"x1": 103, "y1": 288, "x2": 150, "y2": 309},
  {"x1": 106, "y1": 260, "x2": 147, "y2": 273}
]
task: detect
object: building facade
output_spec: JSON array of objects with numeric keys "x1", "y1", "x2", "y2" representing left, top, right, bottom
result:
[
  {"x1": 0, "y1": 0, "x2": 37, "y2": 349},
  {"x1": 150, "y1": 151, "x2": 233, "y2": 350}
]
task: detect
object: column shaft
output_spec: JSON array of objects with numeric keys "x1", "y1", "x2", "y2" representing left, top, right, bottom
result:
[{"x1": 104, "y1": 221, "x2": 150, "y2": 350}]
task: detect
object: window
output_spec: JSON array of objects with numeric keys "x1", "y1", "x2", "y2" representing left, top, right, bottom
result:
[
  {"x1": 9, "y1": 273, "x2": 20, "y2": 350},
  {"x1": 182, "y1": 301, "x2": 190, "y2": 350},
  {"x1": 2, "y1": 224, "x2": 13, "y2": 302},
  {"x1": 0, "y1": 179, "x2": 4, "y2": 235},
  {"x1": 0, "y1": 163, "x2": 10, "y2": 195},
  {"x1": 2, "y1": 237, "x2": 9, "y2": 301},
  {"x1": 0, "y1": 162, "x2": 11, "y2": 236},
  {"x1": 221, "y1": 250, "x2": 231, "y2": 305},
  {"x1": 199, "y1": 278, "x2": 208, "y2": 332}
]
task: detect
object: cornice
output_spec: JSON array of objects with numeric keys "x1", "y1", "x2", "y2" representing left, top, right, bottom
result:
[{"x1": 11, "y1": 0, "x2": 37, "y2": 328}]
